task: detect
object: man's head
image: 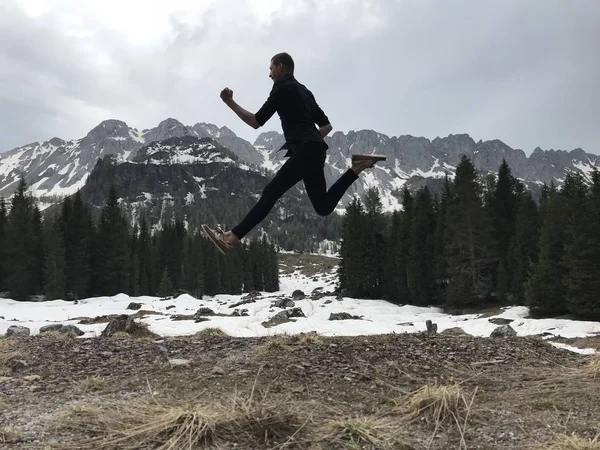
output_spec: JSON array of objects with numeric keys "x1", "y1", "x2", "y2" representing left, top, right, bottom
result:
[{"x1": 269, "y1": 52, "x2": 294, "y2": 82}]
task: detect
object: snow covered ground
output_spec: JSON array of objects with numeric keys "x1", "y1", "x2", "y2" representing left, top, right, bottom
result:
[{"x1": 1, "y1": 269, "x2": 599, "y2": 355}]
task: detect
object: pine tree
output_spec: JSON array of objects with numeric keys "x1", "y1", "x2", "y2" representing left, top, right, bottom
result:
[
  {"x1": 525, "y1": 193, "x2": 569, "y2": 317},
  {"x1": 94, "y1": 186, "x2": 131, "y2": 296},
  {"x1": 445, "y1": 156, "x2": 494, "y2": 309},
  {"x1": 564, "y1": 169, "x2": 600, "y2": 319},
  {"x1": 363, "y1": 187, "x2": 385, "y2": 298},
  {"x1": 339, "y1": 197, "x2": 369, "y2": 297},
  {"x1": 433, "y1": 176, "x2": 451, "y2": 303},
  {"x1": 64, "y1": 192, "x2": 92, "y2": 299},
  {"x1": 185, "y1": 232, "x2": 205, "y2": 298},
  {"x1": 396, "y1": 188, "x2": 414, "y2": 302},
  {"x1": 382, "y1": 211, "x2": 402, "y2": 303},
  {"x1": 491, "y1": 159, "x2": 518, "y2": 301},
  {"x1": 203, "y1": 237, "x2": 222, "y2": 295},
  {"x1": 43, "y1": 220, "x2": 66, "y2": 300},
  {"x1": 508, "y1": 191, "x2": 540, "y2": 303},
  {"x1": 137, "y1": 217, "x2": 153, "y2": 295},
  {"x1": 5, "y1": 177, "x2": 37, "y2": 300},
  {"x1": 31, "y1": 205, "x2": 45, "y2": 295},
  {"x1": 158, "y1": 266, "x2": 174, "y2": 297},
  {"x1": 130, "y1": 224, "x2": 141, "y2": 296},
  {"x1": 407, "y1": 187, "x2": 436, "y2": 305}
]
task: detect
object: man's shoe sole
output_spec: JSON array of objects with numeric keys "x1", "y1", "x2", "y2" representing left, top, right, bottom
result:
[{"x1": 351, "y1": 154, "x2": 387, "y2": 163}]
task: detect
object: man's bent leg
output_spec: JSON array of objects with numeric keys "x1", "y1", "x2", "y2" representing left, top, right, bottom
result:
[
  {"x1": 231, "y1": 156, "x2": 303, "y2": 240},
  {"x1": 303, "y1": 150, "x2": 359, "y2": 216}
]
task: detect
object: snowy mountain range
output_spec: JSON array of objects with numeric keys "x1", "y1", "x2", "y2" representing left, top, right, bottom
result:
[{"x1": 1, "y1": 117, "x2": 599, "y2": 214}]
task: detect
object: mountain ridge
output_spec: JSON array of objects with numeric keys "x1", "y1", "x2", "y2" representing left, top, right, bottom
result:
[{"x1": 1, "y1": 118, "x2": 598, "y2": 210}]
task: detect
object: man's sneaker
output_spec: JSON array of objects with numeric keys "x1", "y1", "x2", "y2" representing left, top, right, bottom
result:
[
  {"x1": 351, "y1": 154, "x2": 387, "y2": 164},
  {"x1": 201, "y1": 224, "x2": 233, "y2": 255}
]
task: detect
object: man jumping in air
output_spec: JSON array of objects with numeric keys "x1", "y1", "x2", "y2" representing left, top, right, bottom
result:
[{"x1": 202, "y1": 52, "x2": 385, "y2": 254}]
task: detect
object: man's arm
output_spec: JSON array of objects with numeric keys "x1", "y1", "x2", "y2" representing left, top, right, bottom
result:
[
  {"x1": 220, "y1": 88, "x2": 260, "y2": 129},
  {"x1": 227, "y1": 100, "x2": 260, "y2": 129}
]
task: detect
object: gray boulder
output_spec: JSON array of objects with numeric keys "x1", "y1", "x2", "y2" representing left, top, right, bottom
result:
[
  {"x1": 329, "y1": 312, "x2": 362, "y2": 321},
  {"x1": 127, "y1": 302, "x2": 143, "y2": 310},
  {"x1": 426, "y1": 320, "x2": 438, "y2": 334},
  {"x1": 271, "y1": 298, "x2": 295, "y2": 308},
  {"x1": 39, "y1": 324, "x2": 64, "y2": 333},
  {"x1": 490, "y1": 325, "x2": 517, "y2": 338},
  {"x1": 488, "y1": 318, "x2": 514, "y2": 325},
  {"x1": 39, "y1": 324, "x2": 84, "y2": 336},
  {"x1": 274, "y1": 308, "x2": 306, "y2": 319},
  {"x1": 194, "y1": 307, "x2": 215, "y2": 316},
  {"x1": 292, "y1": 290, "x2": 305, "y2": 299},
  {"x1": 6, "y1": 326, "x2": 30, "y2": 337}
]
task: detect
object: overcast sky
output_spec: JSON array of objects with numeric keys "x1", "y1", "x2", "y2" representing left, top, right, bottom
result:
[{"x1": 1, "y1": 0, "x2": 598, "y2": 155}]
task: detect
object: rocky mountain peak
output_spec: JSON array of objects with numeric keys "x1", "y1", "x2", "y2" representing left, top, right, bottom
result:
[
  {"x1": 142, "y1": 118, "x2": 191, "y2": 145},
  {"x1": 83, "y1": 119, "x2": 130, "y2": 143},
  {"x1": 47, "y1": 137, "x2": 66, "y2": 147}
]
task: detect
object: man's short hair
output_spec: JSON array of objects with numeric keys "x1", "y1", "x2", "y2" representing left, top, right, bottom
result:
[{"x1": 271, "y1": 52, "x2": 294, "y2": 73}]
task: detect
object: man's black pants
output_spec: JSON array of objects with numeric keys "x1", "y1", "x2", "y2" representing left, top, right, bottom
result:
[{"x1": 232, "y1": 143, "x2": 359, "y2": 240}]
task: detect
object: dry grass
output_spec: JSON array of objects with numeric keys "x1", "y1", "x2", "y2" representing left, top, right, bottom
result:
[
  {"x1": 394, "y1": 382, "x2": 477, "y2": 449},
  {"x1": 298, "y1": 332, "x2": 323, "y2": 346},
  {"x1": 0, "y1": 396, "x2": 9, "y2": 411},
  {"x1": 195, "y1": 328, "x2": 227, "y2": 337},
  {"x1": 317, "y1": 416, "x2": 410, "y2": 450},
  {"x1": 55, "y1": 377, "x2": 307, "y2": 449},
  {"x1": 39, "y1": 330, "x2": 77, "y2": 340},
  {"x1": 111, "y1": 331, "x2": 130, "y2": 339},
  {"x1": 255, "y1": 336, "x2": 289, "y2": 356},
  {"x1": 544, "y1": 434, "x2": 600, "y2": 449},
  {"x1": 0, "y1": 339, "x2": 22, "y2": 375},
  {"x1": 0, "y1": 426, "x2": 22, "y2": 444},
  {"x1": 584, "y1": 355, "x2": 600, "y2": 379},
  {"x1": 74, "y1": 376, "x2": 107, "y2": 393}
]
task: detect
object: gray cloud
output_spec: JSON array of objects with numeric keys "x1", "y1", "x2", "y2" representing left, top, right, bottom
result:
[{"x1": 1, "y1": 0, "x2": 598, "y2": 154}]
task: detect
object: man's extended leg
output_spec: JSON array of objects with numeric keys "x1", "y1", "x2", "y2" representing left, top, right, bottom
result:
[{"x1": 229, "y1": 155, "x2": 303, "y2": 241}]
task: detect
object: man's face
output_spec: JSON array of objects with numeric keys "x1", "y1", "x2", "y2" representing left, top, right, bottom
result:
[{"x1": 269, "y1": 61, "x2": 284, "y2": 82}]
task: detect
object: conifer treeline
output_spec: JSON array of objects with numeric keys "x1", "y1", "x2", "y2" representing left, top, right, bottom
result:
[
  {"x1": 339, "y1": 155, "x2": 600, "y2": 320},
  {"x1": 0, "y1": 181, "x2": 279, "y2": 301}
]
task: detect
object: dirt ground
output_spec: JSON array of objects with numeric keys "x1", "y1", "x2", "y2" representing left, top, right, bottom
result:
[{"x1": 1, "y1": 330, "x2": 599, "y2": 450}]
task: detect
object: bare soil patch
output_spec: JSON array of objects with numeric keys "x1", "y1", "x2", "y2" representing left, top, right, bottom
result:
[{"x1": 0, "y1": 332, "x2": 599, "y2": 449}]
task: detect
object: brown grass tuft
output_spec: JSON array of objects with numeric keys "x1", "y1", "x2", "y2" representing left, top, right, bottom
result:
[
  {"x1": 0, "y1": 426, "x2": 22, "y2": 444},
  {"x1": 394, "y1": 382, "x2": 477, "y2": 449},
  {"x1": 74, "y1": 376, "x2": 107, "y2": 393},
  {"x1": 195, "y1": 328, "x2": 227, "y2": 337},
  {"x1": 0, "y1": 396, "x2": 9, "y2": 411},
  {"x1": 55, "y1": 382, "x2": 307, "y2": 449},
  {"x1": 584, "y1": 355, "x2": 600, "y2": 379},
  {"x1": 544, "y1": 434, "x2": 600, "y2": 449},
  {"x1": 318, "y1": 416, "x2": 410, "y2": 450},
  {"x1": 255, "y1": 336, "x2": 289, "y2": 356},
  {"x1": 298, "y1": 332, "x2": 322, "y2": 346},
  {"x1": 39, "y1": 330, "x2": 77, "y2": 340},
  {"x1": 56, "y1": 400, "x2": 219, "y2": 449},
  {"x1": 0, "y1": 340, "x2": 22, "y2": 375},
  {"x1": 399, "y1": 383, "x2": 474, "y2": 427}
]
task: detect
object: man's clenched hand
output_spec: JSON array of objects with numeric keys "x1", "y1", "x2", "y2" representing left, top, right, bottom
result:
[{"x1": 220, "y1": 88, "x2": 234, "y2": 104}]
